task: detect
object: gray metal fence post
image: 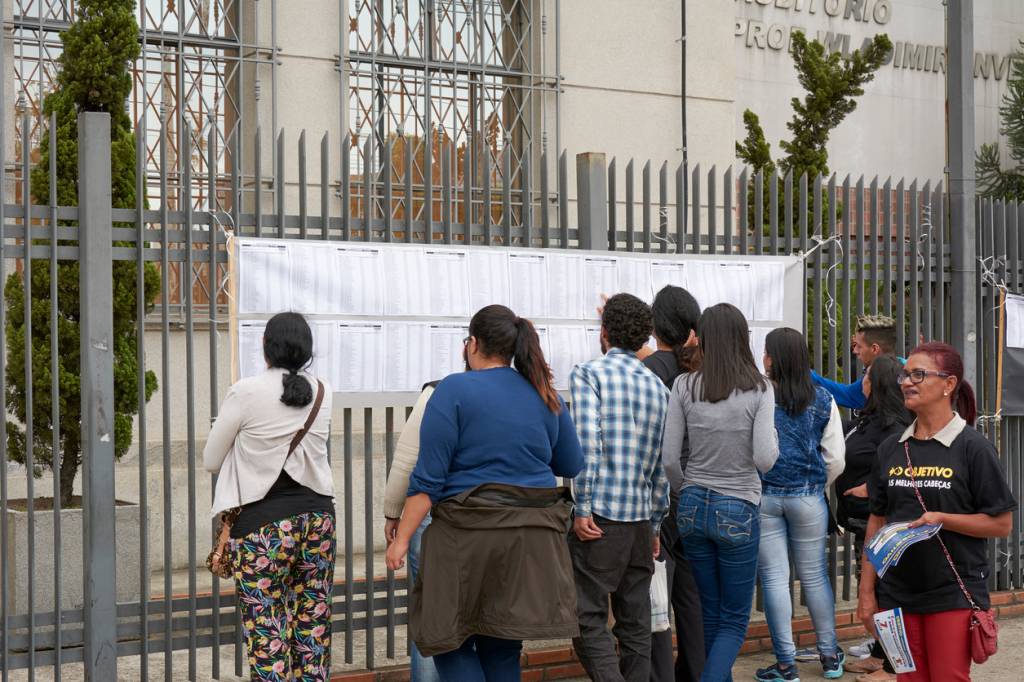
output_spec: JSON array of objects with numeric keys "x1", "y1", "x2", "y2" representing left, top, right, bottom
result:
[
  {"x1": 577, "y1": 152, "x2": 609, "y2": 250},
  {"x1": 78, "y1": 111, "x2": 118, "y2": 681},
  {"x1": 948, "y1": 0, "x2": 977, "y2": 385}
]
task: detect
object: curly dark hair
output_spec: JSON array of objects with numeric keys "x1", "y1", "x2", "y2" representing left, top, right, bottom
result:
[{"x1": 602, "y1": 293, "x2": 653, "y2": 352}]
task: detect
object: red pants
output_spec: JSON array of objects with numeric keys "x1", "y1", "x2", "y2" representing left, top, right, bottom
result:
[{"x1": 897, "y1": 609, "x2": 972, "y2": 682}]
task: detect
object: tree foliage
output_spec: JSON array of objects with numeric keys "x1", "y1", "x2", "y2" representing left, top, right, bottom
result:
[
  {"x1": 977, "y1": 41, "x2": 1024, "y2": 200},
  {"x1": 737, "y1": 31, "x2": 892, "y2": 181},
  {"x1": 5, "y1": 0, "x2": 159, "y2": 507}
]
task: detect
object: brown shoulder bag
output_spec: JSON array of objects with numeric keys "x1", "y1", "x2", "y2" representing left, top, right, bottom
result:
[
  {"x1": 207, "y1": 380, "x2": 325, "y2": 579},
  {"x1": 903, "y1": 441, "x2": 999, "y2": 663}
]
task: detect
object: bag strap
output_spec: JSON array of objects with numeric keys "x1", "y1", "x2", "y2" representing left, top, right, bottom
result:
[
  {"x1": 288, "y1": 379, "x2": 325, "y2": 455},
  {"x1": 903, "y1": 440, "x2": 981, "y2": 611}
]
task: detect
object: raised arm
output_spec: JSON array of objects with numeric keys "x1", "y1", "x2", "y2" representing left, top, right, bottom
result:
[{"x1": 811, "y1": 370, "x2": 867, "y2": 410}]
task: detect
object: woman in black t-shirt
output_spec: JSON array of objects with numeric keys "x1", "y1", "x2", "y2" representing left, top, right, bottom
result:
[
  {"x1": 838, "y1": 356, "x2": 910, "y2": 680},
  {"x1": 857, "y1": 343, "x2": 1015, "y2": 682}
]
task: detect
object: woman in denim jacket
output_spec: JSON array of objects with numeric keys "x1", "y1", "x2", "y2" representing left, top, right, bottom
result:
[{"x1": 755, "y1": 328, "x2": 846, "y2": 682}]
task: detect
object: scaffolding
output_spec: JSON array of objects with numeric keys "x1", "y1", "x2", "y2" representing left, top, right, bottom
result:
[{"x1": 7, "y1": 0, "x2": 559, "y2": 223}]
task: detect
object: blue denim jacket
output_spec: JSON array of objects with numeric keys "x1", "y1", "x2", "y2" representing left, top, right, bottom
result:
[{"x1": 761, "y1": 386, "x2": 833, "y2": 496}]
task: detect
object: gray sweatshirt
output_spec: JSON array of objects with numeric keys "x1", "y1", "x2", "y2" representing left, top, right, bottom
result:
[{"x1": 661, "y1": 373, "x2": 779, "y2": 506}]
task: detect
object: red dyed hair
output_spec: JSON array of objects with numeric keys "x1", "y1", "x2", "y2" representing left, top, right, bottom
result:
[{"x1": 908, "y1": 342, "x2": 977, "y2": 426}]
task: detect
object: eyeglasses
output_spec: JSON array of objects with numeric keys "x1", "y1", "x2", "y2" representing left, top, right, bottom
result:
[
  {"x1": 897, "y1": 369, "x2": 952, "y2": 385},
  {"x1": 462, "y1": 336, "x2": 471, "y2": 345}
]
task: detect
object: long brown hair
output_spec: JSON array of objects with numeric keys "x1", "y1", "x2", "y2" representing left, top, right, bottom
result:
[
  {"x1": 469, "y1": 305, "x2": 561, "y2": 412},
  {"x1": 692, "y1": 303, "x2": 766, "y2": 403}
]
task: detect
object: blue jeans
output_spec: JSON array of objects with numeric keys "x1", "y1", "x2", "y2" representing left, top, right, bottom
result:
[
  {"x1": 757, "y1": 494, "x2": 838, "y2": 665},
  {"x1": 408, "y1": 514, "x2": 441, "y2": 682},
  {"x1": 676, "y1": 486, "x2": 760, "y2": 682},
  {"x1": 433, "y1": 635, "x2": 523, "y2": 682}
]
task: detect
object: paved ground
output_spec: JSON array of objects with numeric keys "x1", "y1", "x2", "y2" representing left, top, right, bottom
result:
[{"x1": 6, "y1": 616, "x2": 1024, "y2": 680}]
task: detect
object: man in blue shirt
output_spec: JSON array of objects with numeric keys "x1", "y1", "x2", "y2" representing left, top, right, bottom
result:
[
  {"x1": 812, "y1": 314, "x2": 898, "y2": 410},
  {"x1": 569, "y1": 293, "x2": 670, "y2": 682}
]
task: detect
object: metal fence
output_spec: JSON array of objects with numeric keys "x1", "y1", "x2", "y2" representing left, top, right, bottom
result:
[{"x1": 0, "y1": 112, "x2": 1019, "y2": 680}]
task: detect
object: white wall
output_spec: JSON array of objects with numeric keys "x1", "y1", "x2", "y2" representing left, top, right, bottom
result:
[{"x1": 734, "y1": 0, "x2": 1024, "y2": 182}]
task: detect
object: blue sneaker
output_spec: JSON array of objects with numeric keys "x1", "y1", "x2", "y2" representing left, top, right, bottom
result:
[
  {"x1": 754, "y1": 662, "x2": 800, "y2": 681},
  {"x1": 821, "y1": 648, "x2": 845, "y2": 679}
]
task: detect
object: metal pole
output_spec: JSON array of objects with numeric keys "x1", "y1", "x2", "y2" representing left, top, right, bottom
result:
[
  {"x1": 78, "y1": 111, "x2": 117, "y2": 681},
  {"x1": 948, "y1": 0, "x2": 977, "y2": 386},
  {"x1": 576, "y1": 152, "x2": 608, "y2": 250},
  {"x1": 680, "y1": 0, "x2": 688, "y2": 237}
]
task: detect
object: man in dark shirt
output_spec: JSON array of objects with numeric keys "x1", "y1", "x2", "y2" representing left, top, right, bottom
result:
[{"x1": 642, "y1": 285, "x2": 705, "y2": 682}]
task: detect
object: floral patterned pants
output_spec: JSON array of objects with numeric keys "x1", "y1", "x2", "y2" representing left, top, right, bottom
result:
[{"x1": 232, "y1": 512, "x2": 336, "y2": 681}]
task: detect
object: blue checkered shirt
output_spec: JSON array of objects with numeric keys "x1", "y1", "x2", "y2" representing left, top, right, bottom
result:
[{"x1": 569, "y1": 347, "x2": 670, "y2": 530}]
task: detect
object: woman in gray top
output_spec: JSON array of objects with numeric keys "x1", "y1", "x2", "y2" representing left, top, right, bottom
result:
[{"x1": 661, "y1": 303, "x2": 779, "y2": 682}]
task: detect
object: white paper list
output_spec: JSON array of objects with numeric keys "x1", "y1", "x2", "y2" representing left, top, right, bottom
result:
[
  {"x1": 429, "y1": 324, "x2": 469, "y2": 382},
  {"x1": 750, "y1": 326, "x2": 773, "y2": 375},
  {"x1": 686, "y1": 261, "x2": 757, "y2": 319},
  {"x1": 238, "y1": 241, "x2": 291, "y2": 314},
  {"x1": 308, "y1": 321, "x2": 337, "y2": 384},
  {"x1": 547, "y1": 254, "x2": 585, "y2": 319},
  {"x1": 583, "y1": 256, "x2": 619, "y2": 319},
  {"x1": 336, "y1": 246, "x2": 386, "y2": 315},
  {"x1": 585, "y1": 326, "x2": 604, "y2": 359},
  {"x1": 508, "y1": 252, "x2": 550, "y2": 319},
  {"x1": 237, "y1": 320, "x2": 268, "y2": 379},
  {"x1": 383, "y1": 322, "x2": 431, "y2": 392},
  {"x1": 650, "y1": 260, "x2": 687, "y2": 298},
  {"x1": 548, "y1": 325, "x2": 593, "y2": 390},
  {"x1": 751, "y1": 262, "x2": 786, "y2": 321},
  {"x1": 291, "y1": 244, "x2": 340, "y2": 314},
  {"x1": 335, "y1": 322, "x2": 385, "y2": 392},
  {"x1": 619, "y1": 258, "x2": 654, "y2": 302},
  {"x1": 384, "y1": 248, "x2": 431, "y2": 316},
  {"x1": 425, "y1": 249, "x2": 472, "y2": 317},
  {"x1": 469, "y1": 249, "x2": 511, "y2": 311},
  {"x1": 1007, "y1": 294, "x2": 1024, "y2": 349}
]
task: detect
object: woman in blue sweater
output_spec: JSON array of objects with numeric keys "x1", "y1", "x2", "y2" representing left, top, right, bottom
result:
[
  {"x1": 385, "y1": 304, "x2": 584, "y2": 682},
  {"x1": 756, "y1": 328, "x2": 847, "y2": 682}
]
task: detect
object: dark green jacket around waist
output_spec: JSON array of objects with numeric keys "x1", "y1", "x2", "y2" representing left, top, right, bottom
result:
[{"x1": 409, "y1": 483, "x2": 579, "y2": 657}]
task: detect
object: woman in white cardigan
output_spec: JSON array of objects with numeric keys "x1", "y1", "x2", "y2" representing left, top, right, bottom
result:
[{"x1": 204, "y1": 312, "x2": 334, "y2": 682}]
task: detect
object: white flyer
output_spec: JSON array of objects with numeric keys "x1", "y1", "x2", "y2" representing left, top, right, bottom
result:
[
  {"x1": 383, "y1": 322, "x2": 431, "y2": 392},
  {"x1": 384, "y1": 248, "x2": 431, "y2": 316},
  {"x1": 650, "y1": 259, "x2": 687, "y2": 298},
  {"x1": 334, "y1": 322, "x2": 385, "y2": 392},
  {"x1": 335, "y1": 245, "x2": 386, "y2": 315},
  {"x1": 1006, "y1": 293, "x2": 1024, "y2": 349},
  {"x1": 583, "y1": 255, "x2": 620, "y2": 319},
  {"x1": 424, "y1": 248, "x2": 472, "y2": 317},
  {"x1": 686, "y1": 260, "x2": 757, "y2": 319},
  {"x1": 290, "y1": 243, "x2": 340, "y2": 314},
  {"x1": 619, "y1": 257, "x2": 654, "y2": 302},
  {"x1": 508, "y1": 252, "x2": 550, "y2": 319},
  {"x1": 873, "y1": 608, "x2": 916, "y2": 674},
  {"x1": 308, "y1": 320, "x2": 337, "y2": 384},
  {"x1": 468, "y1": 249, "x2": 510, "y2": 311},
  {"x1": 238, "y1": 240, "x2": 291, "y2": 314},
  {"x1": 429, "y1": 323, "x2": 469, "y2": 383},
  {"x1": 547, "y1": 253, "x2": 585, "y2": 319},
  {"x1": 547, "y1": 325, "x2": 593, "y2": 391},
  {"x1": 751, "y1": 261, "x2": 786, "y2": 321},
  {"x1": 237, "y1": 320, "x2": 268, "y2": 379}
]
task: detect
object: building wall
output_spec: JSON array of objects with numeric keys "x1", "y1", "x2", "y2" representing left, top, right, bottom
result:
[{"x1": 734, "y1": 0, "x2": 1024, "y2": 182}]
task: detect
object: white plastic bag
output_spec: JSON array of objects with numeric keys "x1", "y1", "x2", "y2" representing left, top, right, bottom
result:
[{"x1": 650, "y1": 559, "x2": 671, "y2": 632}]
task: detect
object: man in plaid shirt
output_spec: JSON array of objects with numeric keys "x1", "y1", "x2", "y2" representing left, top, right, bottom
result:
[{"x1": 568, "y1": 293, "x2": 670, "y2": 682}]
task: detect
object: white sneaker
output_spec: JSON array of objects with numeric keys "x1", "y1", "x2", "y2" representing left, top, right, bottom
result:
[{"x1": 848, "y1": 638, "x2": 875, "y2": 659}]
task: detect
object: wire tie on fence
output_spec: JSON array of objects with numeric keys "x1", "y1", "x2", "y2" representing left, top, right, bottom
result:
[
  {"x1": 797, "y1": 234, "x2": 842, "y2": 329},
  {"x1": 650, "y1": 231, "x2": 677, "y2": 253},
  {"x1": 976, "y1": 410, "x2": 1003, "y2": 426},
  {"x1": 978, "y1": 255, "x2": 1009, "y2": 315}
]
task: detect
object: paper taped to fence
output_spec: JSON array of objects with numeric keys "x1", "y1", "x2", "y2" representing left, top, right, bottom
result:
[{"x1": 230, "y1": 238, "x2": 804, "y2": 397}]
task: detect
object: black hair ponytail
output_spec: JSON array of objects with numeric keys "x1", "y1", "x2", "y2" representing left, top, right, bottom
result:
[
  {"x1": 513, "y1": 316, "x2": 561, "y2": 413},
  {"x1": 263, "y1": 312, "x2": 314, "y2": 407}
]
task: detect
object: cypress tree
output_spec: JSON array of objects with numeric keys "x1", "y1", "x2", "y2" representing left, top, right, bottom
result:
[{"x1": 5, "y1": 0, "x2": 159, "y2": 507}]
